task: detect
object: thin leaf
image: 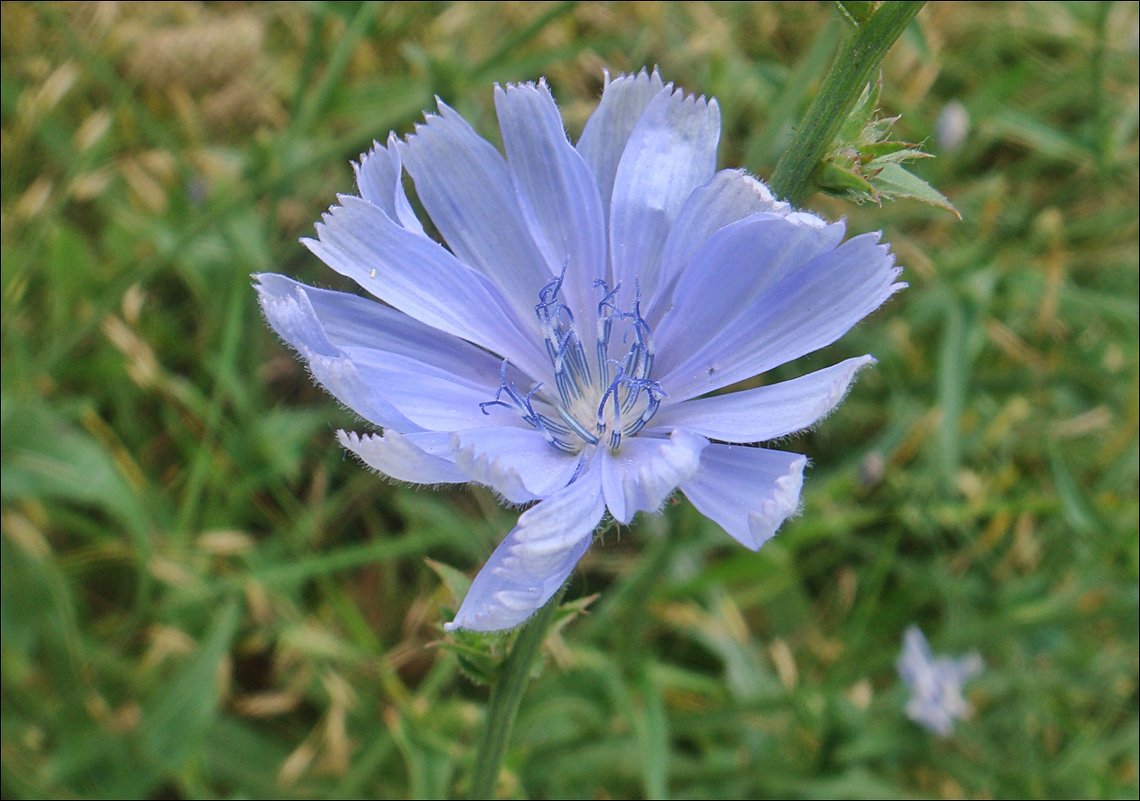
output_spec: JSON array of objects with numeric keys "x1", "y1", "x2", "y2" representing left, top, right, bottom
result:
[{"x1": 871, "y1": 162, "x2": 961, "y2": 217}]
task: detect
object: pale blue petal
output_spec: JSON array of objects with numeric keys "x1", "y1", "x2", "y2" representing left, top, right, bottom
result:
[
  {"x1": 303, "y1": 195, "x2": 549, "y2": 381},
  {"x1": 652, "y1": 214, "x2": 846, "y2": 368},
  {"x1": 576, "y1": 68, "x2": 666, "y2": 221},
  {"x1": 495, "y1": 81, "x2": 607, "y2": 326},
  {"x1": 897, "y1": 626, "x2": 984, "y2": 737},
  {"x1": 600, "y1": 430, "x2": 707, "y2": 524},
  {"x1": 351, "y1": 356, "x2": 509, "y2": 431},
  {"x1": 680, "y1": 445, "x2": 806, "y2": 550},
  {"x1": 659, "y1": 232, "x2": 904, "y2": 401},
  {"x1": 608, "y1": 85, "x2": 720, "y2": 305},
  {"x1": 256, "y1": 273, "x2": 515, "y2": 431},
  {"x1": 256, "y1": 273, "x2": 504, "y2": 388},
  {"x1": 649, "y1": 356, "x2": 875, "y2": 443},
  {"x1": 353, "y1": 134, "x2": 425, "y2": 234},
  {"x1": 338, "y1": 430, "x2": 466, "y2": 484},
  {"x1": 897, "y1": 626, "x2": 936, "y2": 686},
  {"x1": 399, "y1": 102, "x2": 554, "y2": 328},
  {"x1": 256, "y1": 274, "x2": 419, "y2": 430},
  {"x1": 453, "y1": 426, "x2": 583, "y2": 503},
  {"x1": 645, "y1": 170, "x2": 827, "y2": 323},
  {"x1": 445, "y1": 464, "x2": 606, "y2": 632}
]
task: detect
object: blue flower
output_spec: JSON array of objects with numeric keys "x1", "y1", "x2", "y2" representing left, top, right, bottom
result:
[
  {"x1": 897, "y1": 626, "x2": 983, "y2": 736},
  {"x1": 256, "y1": 70, "x2": 903, "y2": 632}
]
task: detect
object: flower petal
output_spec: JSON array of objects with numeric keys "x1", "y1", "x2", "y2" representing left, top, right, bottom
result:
[
  {"x1": 256, "y1": 274, "x2": 418, "y2": 430},
  {"x1": 600, "y1": 429, "x2": 707, "y2": 524},
  {"x1": 303, "y1": 195, "x2": 549, "y2": 380},
  {"x1": 649, "y1": 355, "x2": 875, "y2": 443},
  {"x1": 608, "y1": 85, "x2": 720, "y2": 305},
  {"x1": 446, "y1": 465, "x2": 606, "y2": 632},
  {"x1": 351, "y1": 358, "x2": 513, "y2": 431},
  {"x1": 256, "y1": 273, "x2": 504, "y2": 387},
  {"x1": 897, "y1": 626, "x2": 984, "y2": 737},
  {"x1": 897, "y1": 626, "x2": 936, "y2": 686},
  {"x1": 353, "y1": 134, "x2": 425, "y2": 234},
  {"x1": 399, "y1": 102, "x2": 554, "y2": 330},
  {"x1": 645, "y1": 170, "x2": 825, "y2": 323},
  {"x1": 338, "y1": 430, "x2": 466, "y2": 484},
  {"x1": 453, "y1": 426, "x2": 583, "y2": 503},
  {"x1": 680, "y1": 445, "x2": 806, "y2": 550},
  {"x1": 256, "y1": 273, "x2": 518, "y2": 431},
  {"x1": 658, "y1": 231, "x2": 904, "y2": 401},
  {"x1": 576, "y1": 68, "x2": 666, "y2": 221},
  {"x1": 652, "y1": 213, "x2": 846, "y2": 368},
  {"x1": 495, "y1": 81, "x2": 607, "y2": 326}
]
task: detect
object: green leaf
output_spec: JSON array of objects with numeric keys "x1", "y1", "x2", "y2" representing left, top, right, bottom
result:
[
  {"x1": 861, "y1": 139, "x2": 921, "y2": 158},
  {"x1": 0, "y1": 397, "x2": 148, "y2": 536},
  {"x1": 839, "y1": 80, "x2": 882, "y2": 143},
  {"x1": 628, "y1": 671, "x2": 670, "y2": 800},
  {"x1": 425, "y1": 557, "x2": 473, "y2": 607},
  {"x1": 441, "y1": 629, "x2": 507, "y2": 688},
  {"x1": 815, "y1": 160, "x2": 880, "y2": 200},
  {"x1": 138, "y1": 598, "x2": 241, "y2": 774},
  {"x1": 1048, "y1": 441, "x2": 1099, "y2": 535},
  {"x1": 867, "y1": 147, "x2": 933, "y2": 164},
  {"x1": 860, "y1": 111, "x2": 899, "y2": 143},
  {"x1": 550, "y1": 592, "x2": 600, "y2": 635},
  {"x1": 835, "y1": 1, "x2": 876, "y2": 26},
  {"x1": 870, "y1": 162, "x2": 961, "y2": 217}
]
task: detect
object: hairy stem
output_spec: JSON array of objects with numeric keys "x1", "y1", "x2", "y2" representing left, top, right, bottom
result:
[
  {"x1": 769, "y1": 1, "x2": 926, "y2": 206},
  {"x1": 467, "y1": 586, "x2": 567, "y2": 799}
]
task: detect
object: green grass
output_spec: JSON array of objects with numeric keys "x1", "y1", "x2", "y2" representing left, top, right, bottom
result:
[{"x1": 2, "y1": 2, "x2": 1137, "y2": 798}]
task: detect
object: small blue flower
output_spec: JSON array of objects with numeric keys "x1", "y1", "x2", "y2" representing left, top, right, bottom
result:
[
  {"x1": 897, "y1": 626, "x2": 983, "y2": 736},
  {"x1": 256, "y1": 69, "x2": 903, "y2": 632}
]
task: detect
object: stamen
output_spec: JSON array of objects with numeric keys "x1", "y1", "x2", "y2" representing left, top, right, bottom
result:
[
  {"x1": 594, "y1": 278, "x2": 621, "y2": 388},
  {"x1": 535, "y1": 259, "x2": 570, "y2": 322},
  {"x1": 593, "y1": 278, "x2": 620, "y2": 316},
  {"x1": 479, "y1": 271, "x2": 667, "y2": 454},
  {"x1": 480, "y1": 360, "x2": 576, "y2": 452},
  {"x1": 556, "y1": 406, "x2": 600, "y2": 445},
  {"x1": 596, "y1": 361, "x2": 626, "y2": 434},
  {"x1": 622, "y1": 379, "x2": 667, "y2": 438}
]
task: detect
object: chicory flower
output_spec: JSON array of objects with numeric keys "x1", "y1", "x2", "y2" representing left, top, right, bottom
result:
[
  {"x1": 897, "y1": 625, "x2": 984, "y2": 736},
  {"x1": 256, "y1": 69, "x2": 903, "y2": 632}
]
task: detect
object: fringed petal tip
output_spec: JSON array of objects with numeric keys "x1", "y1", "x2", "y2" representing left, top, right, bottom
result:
[
  {"x1": 681, "y1": 446, "x2": 807, "y2": 551},
  {"x1": 602, "y1": 66, "x2": 665, "y2": 90},
  {"x1": 742, "y1": 454, "x2": 807, "y2": 550},
  {"x1": 338, "y1": 429, "x2": 467, "y2": 486},
  {"x1": 651, "y1": 354, "x2": 877, "y2": 444},
  {"x1": 600, "y1": 430, "x2": 707, "y2": 524}
]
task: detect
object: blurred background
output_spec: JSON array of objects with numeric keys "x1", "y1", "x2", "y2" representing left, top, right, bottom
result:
[{"x1": 1, "y1": 2, "x2": 1137, "y2": 798}]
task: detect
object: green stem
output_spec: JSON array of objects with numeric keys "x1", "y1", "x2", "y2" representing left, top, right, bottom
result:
[
  {"x1": 768, "y1": 1, "x2": 926, "y2": 206},
  {"x1": 467, "y1": 586, "x2": 567, "y2": 799}
]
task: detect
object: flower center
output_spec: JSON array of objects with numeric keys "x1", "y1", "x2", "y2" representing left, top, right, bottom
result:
[{"x1": 480, "y1": 267, "x2": 666, "y2": 453}]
